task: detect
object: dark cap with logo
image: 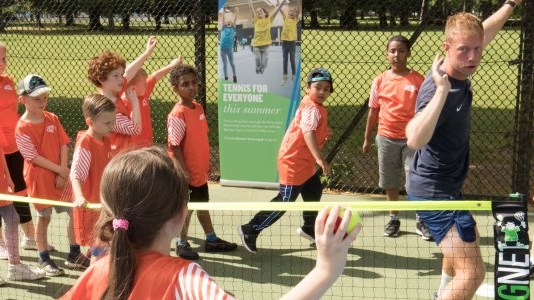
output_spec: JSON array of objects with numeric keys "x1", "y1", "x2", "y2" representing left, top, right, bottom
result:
[{"x1": 306, "y1": 67, "x2": 333, "y2": 93}]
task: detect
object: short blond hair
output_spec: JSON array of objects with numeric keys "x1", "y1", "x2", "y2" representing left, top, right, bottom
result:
[
  {"x1": 0, "y1": 42, "x2": 6, "y2": 51},
  {"x1": 444, "y1": 12, "x2": 483, "y2": 42}
]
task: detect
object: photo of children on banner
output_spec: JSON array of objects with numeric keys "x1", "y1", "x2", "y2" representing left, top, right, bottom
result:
[{"x1": 217, "y1": 0, "x2": 302, "y2": 98}]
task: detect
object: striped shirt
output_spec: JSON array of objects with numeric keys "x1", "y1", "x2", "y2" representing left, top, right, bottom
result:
[{"x1": 62, "y1": 251, "x2": 234, "y2": 300}]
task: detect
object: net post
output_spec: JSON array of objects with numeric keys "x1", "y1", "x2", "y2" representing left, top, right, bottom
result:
[{"x1": 492, "y1": 193, "x2": 530, "y2": 299}]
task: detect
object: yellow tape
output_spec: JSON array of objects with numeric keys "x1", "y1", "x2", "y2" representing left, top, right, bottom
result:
[
  {"x1": 0, "y1": 193, "x2": 101, "y2": 209},
  {"x1": 0, "y1": 193, "x2": 492, "y2": 211}
]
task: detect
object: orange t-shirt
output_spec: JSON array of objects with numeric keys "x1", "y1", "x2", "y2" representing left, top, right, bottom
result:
[
  {"x1": 70, "y1": 131, "x2": 111, "y2": 246},
  {"x1": 0, "y1": 129, "x2": 12, "y2": 207},
  {"x1": 15, "y1": 112, "x2": 70, "y2": 210},
  {"x1": 278, "y1": 96, "x2": 328, "y2": 186},
  {"x1": 122, "y1": 75, "x2": 157, "y2": 147},
  {"x1": 368, "y1": 70, "x2": 424, "y2": 139},
  {"x1": 0, "y1": 75, "x2": 20, "y2": 154},
  {"x1": 167, "y1": 102, "x2": 210, "y2": 187},
  {"x1": 61, "y1": 251, "x2": 235, "y2": 300}
]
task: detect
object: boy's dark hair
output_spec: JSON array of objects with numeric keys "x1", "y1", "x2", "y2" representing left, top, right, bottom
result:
[
  {"x1": 82, "y1": 94, "x2": 116, "y2": 119},
  {"x1": 306, "y1": 67, "x2": 334, "y2": 93},
  {"x1": 87, "y1": 51, "x2": 127, "y2": 87},
  {"x1": 169, "y1": 64, "x2": 198, "y2": 87},
  {"x1": 387, "y1": 35, "x2": 411, "y2": 51},
  {"x1": 259, "y1": 7, "x2": 269, "y2": 18},
  {"x1": 97, "y1": 147, "x2": 189, "y2": 300}
]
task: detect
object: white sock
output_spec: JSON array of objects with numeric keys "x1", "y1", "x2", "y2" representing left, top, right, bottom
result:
[{"x1": 437, "y1": 271, "x2": 453, "y2": 296}]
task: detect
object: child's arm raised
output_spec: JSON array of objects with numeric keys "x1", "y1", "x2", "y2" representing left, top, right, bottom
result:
[
  {"x1": 151, "y1": 56, "x2": 183, "y2": 82},
  {"x1": 248, "y1": 0, "x2": 255, "y2": 18},
  {"x1": 272, "y1": 0, "x2": 286, "y2": 17},
  {"x1": 233, "y1": 7, "x2": 239, "y2": 26},
  {"x1": 124, "y1": 36, "x2": 157, "y2": 82},
  {"x1": 122, "y1": 87, "x2": 142, "y2": 134}
]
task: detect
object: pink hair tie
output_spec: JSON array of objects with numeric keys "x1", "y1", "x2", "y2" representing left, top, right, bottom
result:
[{"x1": 112, "y1": 218, "x2": 129, "y2": 231}]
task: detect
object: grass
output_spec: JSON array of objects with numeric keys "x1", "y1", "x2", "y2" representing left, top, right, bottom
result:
[{"x1": 2, "y1": 25, "x2": 522, "y2": 196}]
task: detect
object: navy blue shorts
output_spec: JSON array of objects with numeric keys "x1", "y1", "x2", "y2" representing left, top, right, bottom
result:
[{"x1": 408, "y1": 195, "x2": 477, "y2": 245}]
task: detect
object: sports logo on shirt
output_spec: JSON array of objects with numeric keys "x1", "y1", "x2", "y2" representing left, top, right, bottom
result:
[
  {"x1": 46, "y1": 125, "x2": 56, "y2": 133},
  {"x1": 200, "y1": 114, "x2": 206, "y2": 121},
  {"x1": 404, "y1": 85, "x2": 417, "y2": 92},
  {"x1": 4, "y1": 85, "x2": 13, "y2": 91}
]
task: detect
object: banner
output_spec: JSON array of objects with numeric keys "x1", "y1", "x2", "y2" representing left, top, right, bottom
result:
[
  {"x1": 492, "y1": 193, "x2": 530, "y2": 300},
  {"x1": 217, "y1": 0, "x2": 302, "y2": 187}
]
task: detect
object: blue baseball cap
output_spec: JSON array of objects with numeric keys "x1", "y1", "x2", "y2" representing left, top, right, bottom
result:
[{"x1": 306, "y1": 68, "x2": 333, "y2": 93}]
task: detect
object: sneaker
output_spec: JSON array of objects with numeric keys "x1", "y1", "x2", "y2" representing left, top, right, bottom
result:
[
  {"x1": 21, "y1": 238, "x2": 55, "y2": 252},
  {"x1": 176, "y1": 243, "x2": 199, "y2": 260},
  {"x1": 205, "y1": 238, "x2": 237, "y2": 253},
  {"x1": 416, "y1": 221, "x2": 433, "y2": 241},
  {"x1": 7, "y1": 263, "x2": 45, "y2": 281},
  {"x1": 233, "y1": 76, "x2": 237, "y2": 83},
  {"x1": 237, "y1": 224, "x2": 258, "y2": 253},
  {"x1": 65, "y1": 252, "x2": 90, "y2": 269},
  {"x1": 39, "y1": 259, "x2": 64, "y2": 277},
  {"x1": 296, "y1": 226, "x2": 315, "y2": 242},
  {"x1": 0, "y1": 244, "x2": 8, "y2": 260},
  {"x1": 384, "y1": 219, "x2": 400, "y2": 237},
  {"x1": 281, "y1": 75, "x2": 288, "y2": 86}
]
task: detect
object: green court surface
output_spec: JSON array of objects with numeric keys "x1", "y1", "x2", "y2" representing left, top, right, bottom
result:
[{"x1": 0, "y1": 185, "x2": 527, "y2": 299}]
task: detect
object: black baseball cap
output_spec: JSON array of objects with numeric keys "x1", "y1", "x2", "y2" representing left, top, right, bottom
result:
[{"x1": 306, "y1": 68, "x2": 333, "y2": 93}]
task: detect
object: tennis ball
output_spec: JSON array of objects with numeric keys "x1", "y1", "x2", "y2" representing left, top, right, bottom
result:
[{"x1": 333, "y1": 207, "x2": 361, "y2": 234}]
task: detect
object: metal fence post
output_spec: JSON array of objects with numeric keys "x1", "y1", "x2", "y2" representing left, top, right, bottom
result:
[
  {"x1": 512, "y1": 2, "x2": 534, "y2": 199},
  {"x1": 194, "y1": 0, "x2": 207, "y2": 110}
]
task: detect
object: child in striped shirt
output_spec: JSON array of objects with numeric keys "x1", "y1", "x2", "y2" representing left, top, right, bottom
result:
[
  {"x1": 63, "y1": 147, "x2": 361, "y2": 299},
  {"x1": 15, "y1": 74, "x2": 89, "y2": 277},
  {"x1": 70, "y1": 94, "x2": 116, "y2": 262},
  {"x1": 87, "y1": 36, "x2": 157, "y2": 156}
]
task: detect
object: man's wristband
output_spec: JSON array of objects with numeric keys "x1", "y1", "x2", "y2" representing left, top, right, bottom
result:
[{"x1": 504, "y1": 0, "x2": 517, "y2": 8}]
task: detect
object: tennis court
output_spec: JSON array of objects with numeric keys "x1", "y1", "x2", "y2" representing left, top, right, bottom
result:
[{"x1": 0, "y1": 184, "x2": 521, "y2": 299}]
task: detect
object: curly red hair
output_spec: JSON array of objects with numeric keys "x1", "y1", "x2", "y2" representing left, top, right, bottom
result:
[{"x1": 87, "y1": 51, "x2": 126, "y2": 87}]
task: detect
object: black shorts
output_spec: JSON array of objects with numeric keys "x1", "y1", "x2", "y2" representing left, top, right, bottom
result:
[
  {"x1": 3, "y1": 152, "x2": 32, "y2": 224},
  {"x1": 5, "y1": 151, "x2": 26, "y2": 193},
  {"x1": 189, "y1": 183, "x2": 209, "y2": 202}
]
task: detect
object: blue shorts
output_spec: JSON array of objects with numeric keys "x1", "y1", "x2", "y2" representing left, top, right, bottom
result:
[{"x1": 408, "y1": 195, "x2": 477, "y2": 245}]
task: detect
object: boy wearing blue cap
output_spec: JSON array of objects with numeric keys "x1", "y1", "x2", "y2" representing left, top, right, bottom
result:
[{"x1": 239, "y1": 68, "x2": 333, "y2": 253}]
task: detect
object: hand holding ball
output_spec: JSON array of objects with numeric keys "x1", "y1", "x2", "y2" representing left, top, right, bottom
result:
[{"x1": 333, "y1": 207, "x2": 361, "y2": 235}]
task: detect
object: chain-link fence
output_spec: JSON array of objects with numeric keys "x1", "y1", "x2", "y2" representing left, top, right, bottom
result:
[{"x1": 1, "y1": 0, "x2": 532, "y2": 199}]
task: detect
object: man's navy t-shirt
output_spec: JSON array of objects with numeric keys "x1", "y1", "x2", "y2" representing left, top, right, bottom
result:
[{"x1": 407, "y1": 70, "x2": 472, "y2": 198}]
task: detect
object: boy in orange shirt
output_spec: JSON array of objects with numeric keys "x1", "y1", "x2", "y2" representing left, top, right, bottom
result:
[
  {"x1": 167, "y1": 64, "x2": 237, "y2": 260},
  {"x1": 123, "y1": 55, "x2": 183, "y2": 148},
  {"x1": 239, "y1": 68, "x2": 333, "y2": 253},
  {"x1": 70, "y1": 94, "x2": 116, "y2": 260},
  {"x1": 15, "y1": 74, "x2": 89, "y2": 276},
  {"x1": 362, "y1": 35, "x2": 429, "y2": 240},
  {"x1": 87, "y1": 36, "x2": 157, "y2": 155}
]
